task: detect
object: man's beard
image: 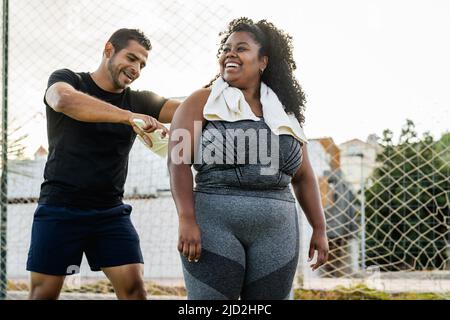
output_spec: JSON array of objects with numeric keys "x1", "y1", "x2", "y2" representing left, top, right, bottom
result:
[{"x1": 107, "y1": 58, "x2": 125, "y2": 90}]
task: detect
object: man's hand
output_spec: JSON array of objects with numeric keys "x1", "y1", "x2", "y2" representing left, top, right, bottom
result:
[{"x1": 129, "y1": 113, "x2": 169, "y2": 147}]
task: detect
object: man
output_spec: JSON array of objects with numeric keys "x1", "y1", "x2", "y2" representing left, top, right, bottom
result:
[{"x1": 26, "y1": 28, "x2": 180, "y2": 299}]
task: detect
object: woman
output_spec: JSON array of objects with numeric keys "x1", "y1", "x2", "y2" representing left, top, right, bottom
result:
[{"x1": 168, "y1": 17, "x2": 328, "y2": 300}]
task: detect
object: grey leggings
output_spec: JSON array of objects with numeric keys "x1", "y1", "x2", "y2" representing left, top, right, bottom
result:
[{"x1": 181, "y1": 191, "x2": 299, "y2": 300}]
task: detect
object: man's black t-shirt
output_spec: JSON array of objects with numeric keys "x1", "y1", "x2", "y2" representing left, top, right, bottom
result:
[{"x1": 39, "y1": 68, "x2": 167, "y2": 208}]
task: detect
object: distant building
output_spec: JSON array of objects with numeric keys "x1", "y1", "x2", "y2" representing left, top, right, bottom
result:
[
  {"x1": 307, "y1": 139, "x2": 332, "y2": 208},
  {"x1": 34, "y1": 145, "x2": 48, "y2": 159},
  {"x1": 339, "y1": 134, "x2": 382, "y2": 193},
  {"x1": 8, "y1": 146, "x2": 47, "y2": 201},
  {"x1": 309, "y1": 137, "x2": 342, "y2": 209}
]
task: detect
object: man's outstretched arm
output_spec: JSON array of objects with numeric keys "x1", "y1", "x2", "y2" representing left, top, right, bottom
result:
[
  {"x1": 46, "y1": 81, "x2": 169, "y2": 142},
  {"x1": 46, "y1": 81, "x2": 133, "y2": 124}
]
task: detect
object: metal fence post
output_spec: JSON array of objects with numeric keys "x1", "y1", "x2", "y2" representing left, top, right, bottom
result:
[
  {"x1": 0, "y1": 0, "x2": 9, "y2": 300},
  {"x1": 360, "y1": 154, "x2": 366, "y2": 273}
]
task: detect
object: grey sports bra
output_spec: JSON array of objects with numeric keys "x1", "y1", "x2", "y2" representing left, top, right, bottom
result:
[{"x1": 193, "y1": 118, "x2": 303, "y2": 200}]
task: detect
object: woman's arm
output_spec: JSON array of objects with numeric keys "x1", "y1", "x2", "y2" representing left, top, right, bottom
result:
[
  {"x1": 167, "y1": 88, "x2": 210, "y2": 263},
  {"x1": 291, "y1": 144, "x2": 329, "y2": 271},
  {"x1": 158, "y1": 99, "x2": 182, "y2": 123}
]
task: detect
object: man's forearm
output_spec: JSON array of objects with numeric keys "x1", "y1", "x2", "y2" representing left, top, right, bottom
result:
[{"x1": 54, "y1": 89, "x2": 131, "y2": 124}]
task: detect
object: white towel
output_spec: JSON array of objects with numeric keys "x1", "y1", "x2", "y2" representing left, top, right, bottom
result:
[{"x1": 203, "y1": 77, "x2": 308, "y2": 144}]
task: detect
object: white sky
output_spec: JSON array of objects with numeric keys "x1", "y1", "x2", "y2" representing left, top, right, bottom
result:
[
  {"x1": 7, "y1": 0, "x2": 449, "y2": 157},
  {"x1": 234, "y1": 0, "x2": 450, "y2": 144}
]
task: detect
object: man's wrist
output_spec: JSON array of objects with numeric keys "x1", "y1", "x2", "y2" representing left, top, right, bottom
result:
[{"x1": 120, "y1": 109, "x2": 133, "y2": 125}]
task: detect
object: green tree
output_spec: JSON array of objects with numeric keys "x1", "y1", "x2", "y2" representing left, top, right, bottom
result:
[{"x1": 365, "y1": 120, "x2": 449, "y2": 271}]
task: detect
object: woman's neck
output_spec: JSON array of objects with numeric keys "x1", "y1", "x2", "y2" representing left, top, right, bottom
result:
[{"x1": 241, "y1": 85, "x2": 263, "y2": 117}]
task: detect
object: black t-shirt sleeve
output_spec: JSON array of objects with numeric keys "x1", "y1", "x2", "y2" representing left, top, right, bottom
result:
[
  {"x1": 44, "y1": 68, "x2": 81, "y2": 107},
  {"x1": 47, "y1": 68, "x2": 80, "y2": 88},
  {"x1": 129, "y1": 90, "x2": 168, "y2": 120}
]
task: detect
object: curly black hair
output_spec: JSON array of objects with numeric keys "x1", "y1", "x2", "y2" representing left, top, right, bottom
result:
[{"x1": 206, "y1": 17, "x2": 306, "y2": 125}]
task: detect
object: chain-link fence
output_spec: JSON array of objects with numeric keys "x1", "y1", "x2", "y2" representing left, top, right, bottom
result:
[
  {"x1": 1, "y1": 0, "x2": 449, "y2": 300},
  {"x1": 301, "y1": 125, "x2": 450, "y2": 297}
]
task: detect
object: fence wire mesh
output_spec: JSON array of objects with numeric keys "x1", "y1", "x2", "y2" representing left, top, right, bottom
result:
[
  {"x1": 0, "y1": 0, "x2": 449, "y2": 300},
  {"x1": 302, "y1": 126, "x2": 449, "y2": 296}
]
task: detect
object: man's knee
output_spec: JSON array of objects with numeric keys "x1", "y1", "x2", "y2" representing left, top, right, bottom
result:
[
  {"x1": 29, "y1": 283, "x2": 61, "y2": 300},
  {"x1": 118, "y1": 280, "x2": 147, "y2": 300},
  {"x1": 29, "y1": 285, "x2": 61, "y2": 300},
  {"x1": 29, "y1": 272, "x2": 65, "y2": 300},
  {"x1": 102, "y1": 263, "x2": 146, "y2": 300}
]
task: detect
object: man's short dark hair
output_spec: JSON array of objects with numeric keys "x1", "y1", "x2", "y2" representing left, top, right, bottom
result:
[{"x1": 107, "y1": 28, "x2": 152, "y2": 53}]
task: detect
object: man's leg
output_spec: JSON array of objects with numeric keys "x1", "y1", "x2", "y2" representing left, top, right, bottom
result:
[
  {"x1": 102, "y1": 263, "x2": 146, "y2": 300},
  {"x1": 29, "y1": 272, "x2": 65, "y2": 300},
  {"x1": 27, "y1": 204, "x2": 85, "y2": 300}
]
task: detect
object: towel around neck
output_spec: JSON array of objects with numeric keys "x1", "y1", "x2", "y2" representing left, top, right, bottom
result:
[{"x1": 203, "y1": 77, "x2": 308, "y2": 144}]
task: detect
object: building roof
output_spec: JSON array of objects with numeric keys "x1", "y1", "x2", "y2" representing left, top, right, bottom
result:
[
  {"x1": 339, "y1": 138, "x2": 366, "y2": 146},
  {"x1": 34, "y1": 145, "x2": 48, "y2": 158}
]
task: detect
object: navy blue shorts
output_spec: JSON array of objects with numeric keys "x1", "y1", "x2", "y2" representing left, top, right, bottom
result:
[{"x1": 26, "y1": 203, "x2": 143, "y2": 276}]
